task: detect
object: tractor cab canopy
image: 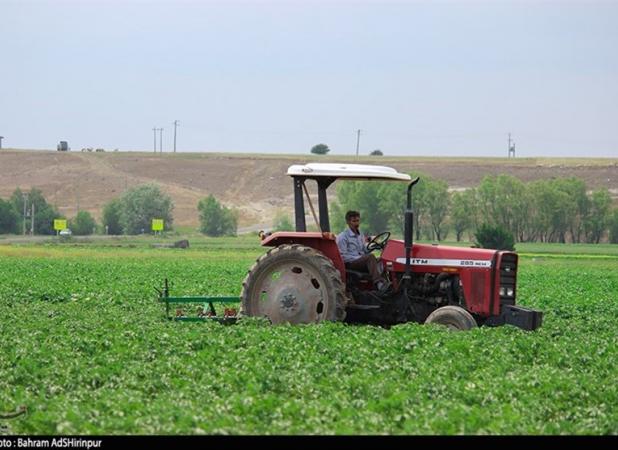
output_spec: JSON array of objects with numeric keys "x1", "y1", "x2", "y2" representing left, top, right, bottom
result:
[{"x1": 287, "y1": 163, "x2": 411, "y2": 232}]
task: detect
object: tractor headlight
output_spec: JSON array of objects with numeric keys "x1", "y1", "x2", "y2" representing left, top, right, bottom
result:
[
  {"x1": 499, "y1": 287, "x2": 505, "y2": 296},
  {"x1": 506, "y1": 287, "x2": 514, "y2": 296}
]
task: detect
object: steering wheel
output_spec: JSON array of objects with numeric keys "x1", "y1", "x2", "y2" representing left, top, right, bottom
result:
[{"x1": 366, "y1": 231, "x2": 391, "y2": 252}]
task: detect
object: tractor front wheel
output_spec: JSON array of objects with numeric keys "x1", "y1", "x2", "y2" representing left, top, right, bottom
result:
[
  {"x1": 240, "y1": 244, "x2": 348, "y2": 324},
  {"x1": 424, "y1": 305, "x2": 478, "y2": 331}
]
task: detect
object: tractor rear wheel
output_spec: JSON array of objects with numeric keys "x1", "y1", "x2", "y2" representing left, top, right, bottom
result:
[
  {"x1": 424, "y1": 305, "x2": 478, "y2": 331},
  {"x1": 240, "y1": 244, "x2": 348, "y2": 324}
]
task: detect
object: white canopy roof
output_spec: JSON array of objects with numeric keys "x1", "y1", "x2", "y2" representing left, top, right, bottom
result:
[{"x1": 287, "y1": 163, "x2": 411, "y2": 181}]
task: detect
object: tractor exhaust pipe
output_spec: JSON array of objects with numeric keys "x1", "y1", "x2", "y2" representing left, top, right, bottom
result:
[
  {"x1": 391, "y1": 177, "x2": 420, "y2": 324},
  {"x1": 402, "y1": 177, "x2": 420, "y2": 292}
]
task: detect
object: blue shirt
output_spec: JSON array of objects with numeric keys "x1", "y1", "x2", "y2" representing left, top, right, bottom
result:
[{"x1": 336, "y1": 227, "x2": 368, "y2": 263}]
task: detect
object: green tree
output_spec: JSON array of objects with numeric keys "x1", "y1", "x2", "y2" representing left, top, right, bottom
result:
[
  {"x1": 378, "y1": 171, "x2": 432, "y2": 240},
  {"x1": 34, "y1": 206, "x2": 62, "y2": 235},
  {"x1": 0, "y1": 198, "x2": 19, "y2": 234},
  {"x1": 10, "y1": 188, "x2": 26, "y2": 227},
  {"x1": 357, "y1": 171, "x2": 431, "y2": 240},
  {"x1": 70, "y1": 210, "x2": 97, "y2": 236},
  {"x1": 198, "y1": 195, "x2": 238, "y2": 236},
  {"x1": 102, "y1": 198, "x2": 123, "y2": 235},
  {"x1": 331, "y1": 181, "x2": 392, "y2": 235},
  {"x1": 476, "y1": 175, "x2": 529, "y2": 241},
  {"x1": 584, "y1": 189, "x2": 612, "y2": 243},
  {"x1": 272, "y1": 210, "x2": 293, "y2": 232},
  {"x1": 527, "y1": 180, "x2": 570, "y2": 243},
  {"x1": 424, "y1": 178, "x2": 450, "y2": 241},
  {"x1": 554, "y1": 177, "x2": 589, "y2": 243},
  {"x1": 10, "y1": 187, "x2": 61, "y2": 235},
  {"x1": 547, "y1": 182, "x2": 570, "y2": 243},
  {"x1": 450, "y1": 189, "x2": 477, "y2": 242},
  {"x1": 10, "y1": 188, "x2": 28, "y2": 235},
  {"x1": 119, "y1": 184, "x2": 174, "y2": 235},
  {"x1": 379, "y1": 182, "x2": 408, "y2": 235},
  {"x1": 408, "y1": 174, "x2": 431, "y2": 240},
  {"x1": 609, "y1": 208, "x2": 618, "y2": 244},
  {"x1": 330, "y1": 173, "x2": 437, "y2": 240},
  {"x1": 369, "y1": 149, "x2": 383, "y2": 156},
  {"x1": 310, "y1": 144, "x2": 330, "y2": 155}
]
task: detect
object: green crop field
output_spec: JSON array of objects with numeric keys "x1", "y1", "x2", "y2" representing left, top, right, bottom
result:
[{"x1": 0, "y1": 240, "x2": 617, "y2": 435}]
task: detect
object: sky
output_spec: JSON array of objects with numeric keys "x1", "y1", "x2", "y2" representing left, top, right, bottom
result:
[{"x1": 1, "y1": 0, "x2": 617, "y2": 157}]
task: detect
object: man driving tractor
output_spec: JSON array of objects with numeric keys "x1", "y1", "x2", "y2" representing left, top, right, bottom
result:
[{"x1": 336, "y1": 210, "x2": 391, "y2": 293}]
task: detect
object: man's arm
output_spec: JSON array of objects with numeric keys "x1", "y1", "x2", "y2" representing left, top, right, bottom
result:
[
  {"x1": 336, "y1": 231, "x2": 356, "y2": 263},
  {"x1": 363, "y1": 232, "x2": 371, "y2": 253}
]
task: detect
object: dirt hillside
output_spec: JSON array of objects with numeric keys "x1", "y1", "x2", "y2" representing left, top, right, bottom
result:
[{"x1": 1, "y1": 149, "x2": 617, "y2": 231}]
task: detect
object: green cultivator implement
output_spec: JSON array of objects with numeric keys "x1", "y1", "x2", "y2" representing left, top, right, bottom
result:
[{"x1": 156, "y1": 279, "x2": 239, "y2": 324}]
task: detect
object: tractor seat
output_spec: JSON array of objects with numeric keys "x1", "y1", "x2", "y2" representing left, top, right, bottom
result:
[{"x1": 345, "y1": 267, "x2": 373, "y2": 284}]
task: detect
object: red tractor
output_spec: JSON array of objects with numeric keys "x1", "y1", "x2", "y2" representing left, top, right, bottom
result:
[
  {"x1": 241, "y1": 163, "x2": 542, "y2": 330},
  {"x1": 240, "y1": 163, "x2": 542, "y2": 331}
]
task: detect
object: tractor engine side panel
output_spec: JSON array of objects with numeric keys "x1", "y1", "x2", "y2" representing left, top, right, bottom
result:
[
  {"x1": 457, "y1": 268, "x2": 493, "y2": 315},
  {"x1": 382, "y1": 240, "x2": 498, "y2": 316}
]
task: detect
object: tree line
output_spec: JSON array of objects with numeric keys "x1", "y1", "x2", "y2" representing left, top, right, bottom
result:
[
  {"x1": 2, "y1": 174, "x2": 616, "y2": 243},
  {"x1": 329, "y1": 173, "x2": 618, "y2": 244},
  {"x1": 0, "y1": 185, "x2": 238, "y2": 237}
]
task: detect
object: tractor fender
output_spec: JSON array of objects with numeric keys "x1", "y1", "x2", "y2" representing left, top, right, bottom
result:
[{"x1": 260, "y1": 232, "x2": 346, "y2": 284}]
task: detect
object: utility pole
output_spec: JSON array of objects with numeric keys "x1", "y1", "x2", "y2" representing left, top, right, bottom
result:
[
  {"x1": 508, "y1": 133, "x2": 516, "y2": 158},
  {"x1": 159, "y1": 128, "x2": 164, "y2": 153},
  {"x1": 0, "y1": 136, "x2": 4, "y2": 149},
  {"x1": 355, "y1": 129, "x2": 362, "y2": 158},
  {"x1": 22, "y1": 193, "x2": 28, "y2": 235},
  {"x1": 30, "y1": 203, "x2": 35, "y2": 235},
  {"x1": 152, "y1": 128, "x2": 157, "y2": 153},
  {"x1": 173, "y1": 120, "x2": 179, "y2": 153}
]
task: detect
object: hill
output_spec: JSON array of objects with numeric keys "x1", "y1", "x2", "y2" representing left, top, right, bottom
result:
[{"x1": 1, "y1": 149, "x2": 617, "y2": 231}]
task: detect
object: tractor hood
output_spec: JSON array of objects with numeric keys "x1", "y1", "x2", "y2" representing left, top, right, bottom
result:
[{"x1": 382, "y1": 241, "x2": 499, "y2": 271}]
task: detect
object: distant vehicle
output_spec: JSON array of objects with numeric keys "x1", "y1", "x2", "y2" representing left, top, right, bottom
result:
[
  {"x1": 59, "y1": 229, "x2": 72, "y2": 236},
  {"x1": 57, "y1": 141, "x2": 70, "y2": 151},
  {"x1": 95, "y1": 148, "x2": 105, "y2": 152}
]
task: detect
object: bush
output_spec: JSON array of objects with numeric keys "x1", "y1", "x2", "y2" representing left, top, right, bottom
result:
[
  {"x1": 198, "y1": 195, "x2": 238, "y2": 236},
  {"x1": 310, "y1": 144, "x2": 330, "y2": 155},
  {"x1": 474, "y1": 223, "x2": 515, "y2": 251},
  {"x1": 118, "y1": 184, "x2": 174, "y2": 235},
  {"x1": 102, "y1": 198, "x2": 122, "y2": 235},
  {"x1": 70, "y1": 210, "x2": 97, "y2": 236},
  {"x1": 369, "y1": 149, "x2": 383, "y2": 156},
  {"x1": 0, "y1": 198, "x2": 19, "y2": 234}
]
